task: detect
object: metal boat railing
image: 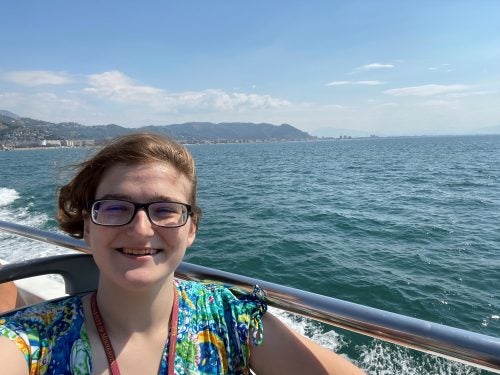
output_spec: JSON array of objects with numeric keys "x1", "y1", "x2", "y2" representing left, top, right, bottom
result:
[{"x1": 1, "y1": 220, "x2": 499, "y2": 373}]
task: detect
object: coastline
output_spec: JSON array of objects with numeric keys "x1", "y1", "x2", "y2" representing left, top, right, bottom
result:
[
  {"x1": 3, "y1": 133, "x2": 500, "y2": 152},
  {"x1": 2, "y1": 146, "x2": 91, "y2": 152}
]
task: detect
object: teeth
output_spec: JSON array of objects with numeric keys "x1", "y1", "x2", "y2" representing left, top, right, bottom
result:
[{"x1": 119, "y1": 248, "x2": 159, "y2": 256}]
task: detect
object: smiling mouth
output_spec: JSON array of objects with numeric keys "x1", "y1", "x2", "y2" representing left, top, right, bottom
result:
[{"x1": 116, "y1": 248, "x2": 161, "y2": 256}]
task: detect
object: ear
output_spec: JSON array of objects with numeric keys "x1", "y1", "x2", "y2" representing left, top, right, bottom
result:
[{"x1": 186, "y1": 220, "x2": 197, "y2": 248}]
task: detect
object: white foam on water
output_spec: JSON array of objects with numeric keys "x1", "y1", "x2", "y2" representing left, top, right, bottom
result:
[
  {"x1": 481, "y1": 313, "x2": 500, "y2": 328},
  {"x1": 271, "y1": 307, "x2": 483, "y2": 374},
  {"x1": 269, "y1": 306, "x2": 348, "y2": 352},
  {"x1": 0, "y1": 187, "x2": 20, "y2": 207},
  {"x1": 0, "y1": 192, "x2": 73, "y2": 263},
  {"x1": 356, "y1": 341, "x2": 482, "y2": 375}
]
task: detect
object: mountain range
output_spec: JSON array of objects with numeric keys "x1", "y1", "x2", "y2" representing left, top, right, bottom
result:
[{"x1": 0, "y1": 111, "x2": 314, "y2": 143}]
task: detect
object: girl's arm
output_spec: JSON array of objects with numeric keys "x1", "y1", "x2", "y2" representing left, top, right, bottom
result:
[
  {"x1": 250, "y1": 313, "x2": 365, "y2": 375},
  {"x1": 0, "y1": 337, "x2": 29, "y2": 375}
]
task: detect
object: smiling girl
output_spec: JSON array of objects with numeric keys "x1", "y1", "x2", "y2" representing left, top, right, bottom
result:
[{"x1": 0, "y1": 133, "x2": 363, "y2": 374}]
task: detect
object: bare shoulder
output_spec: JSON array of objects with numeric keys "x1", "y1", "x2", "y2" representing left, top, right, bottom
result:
[
  {"x1": 250, "y1": 312, "x2": 365, "y2": 375},
  {"x1": 0, "y1": 336, "x2": 29, "y2": 375}
]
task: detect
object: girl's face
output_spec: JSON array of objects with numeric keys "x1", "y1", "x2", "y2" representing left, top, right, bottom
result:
[{"x1": 83, "y1": 162, "x2": 197, "y2": 291}]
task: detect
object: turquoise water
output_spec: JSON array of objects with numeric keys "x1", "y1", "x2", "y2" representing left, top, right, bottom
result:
[{"x1": 1, "y1": 135, "x2": 499, "y2": 374}]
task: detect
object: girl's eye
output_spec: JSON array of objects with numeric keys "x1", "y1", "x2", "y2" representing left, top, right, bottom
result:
[
  {"x1": 104, "y1": 205, "x2": 129, "y2": 212},
  {"x1": 154, "y1": 207, "x2": 176, "y2": 214},
  {"x1": 98, "y1": 201, "x2": 132, "y2": 213},
  {"x1": 152, "y1": 203, "x2": 181, "y2": 216}
]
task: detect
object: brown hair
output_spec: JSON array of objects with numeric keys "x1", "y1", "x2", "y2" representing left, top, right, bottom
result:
[{"x1": 57, "y1": 133, "x2": 201, "y2": 238}]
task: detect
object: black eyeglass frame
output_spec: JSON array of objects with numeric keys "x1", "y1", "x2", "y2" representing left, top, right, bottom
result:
[{"x1": 88, "y1": 199, "x2": 193, "y2": 228}]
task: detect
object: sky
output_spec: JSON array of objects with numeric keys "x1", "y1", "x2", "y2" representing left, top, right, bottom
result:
[{"x1": 1, "y1": 0, "x2": 499, "y2": 136}]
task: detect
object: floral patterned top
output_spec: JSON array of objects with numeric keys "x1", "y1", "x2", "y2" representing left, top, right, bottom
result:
[{"x1": 0, "y1": 280, "x2": 267, "y2": 375}]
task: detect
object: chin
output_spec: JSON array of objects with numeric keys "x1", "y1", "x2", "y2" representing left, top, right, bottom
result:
[{"x1": 112, "y1": 269, "x2": 173, "y2": 291}]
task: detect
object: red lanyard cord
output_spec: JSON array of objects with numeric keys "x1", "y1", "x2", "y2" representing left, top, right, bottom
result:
[{"x1": 91, "y1": 287, "x2": 179, "y2": 375}]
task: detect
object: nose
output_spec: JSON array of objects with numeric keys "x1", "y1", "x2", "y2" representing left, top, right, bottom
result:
[{"x1": 126, "y1": 208, "x2": 155, "y2": 237}]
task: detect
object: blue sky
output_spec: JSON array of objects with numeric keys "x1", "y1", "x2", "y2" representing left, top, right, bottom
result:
[{"x1": 1, "y1": 1, "x2": 499, "y2": 135}]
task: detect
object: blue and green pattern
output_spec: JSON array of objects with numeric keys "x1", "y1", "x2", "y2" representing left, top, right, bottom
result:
[{"x1": 0, "y1": 280, "x2": 267, "y2": 374}]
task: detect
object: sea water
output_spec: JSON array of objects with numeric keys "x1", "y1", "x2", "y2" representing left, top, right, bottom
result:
[{"x1": 1, "y1": 135, "x2": 499, "y2": 374}]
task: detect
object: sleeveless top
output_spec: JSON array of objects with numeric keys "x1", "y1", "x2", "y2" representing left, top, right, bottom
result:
[{"x1": 0, "y1": 279, "x2": 267, "y2": 375}]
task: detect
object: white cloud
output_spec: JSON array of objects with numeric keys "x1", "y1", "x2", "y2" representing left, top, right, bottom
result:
[
  {"x1": 375, "y1": 102, "x2": 398, "y2": 108},
  {"x1": 354, "y1": 63, "x2": 394, "y2": 72},
  {"x1": 384, "y1": 84, "x2": 471, "y2": 97},
  {"x1": 354, "y1": 80, "x2": 386, "y2": 85},
  {"x1": 84, "y1": 71, "x2": 290, "y2": 112},
  {"x1": 323, "y1": 104, "x2": 344, "y2": 110},
  {"x1": 427, "y1": 64, "x2": 452, "y2": 73},
  {"x1": 174, "y1": 89, "x2": 290, "y2": 112},
  {"x1": 85, "y1": 71, "x2": 164, "y2": 103},
  {"x1": 325, "y1": 81, "x2": 350, "y2": 86},
  {"x1": 2, "y1": 70, "x2": 73, "y2": 86},
  {"x1": 448, "y1": 90, "x2": 492, "y2": 98},
  {"x1": 326, "y1": 80, "x2": 386, "y2": 86}
]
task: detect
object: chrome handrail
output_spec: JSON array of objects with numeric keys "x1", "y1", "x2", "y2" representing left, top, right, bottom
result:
[{"x1": 1, "y1": 220, "x2": 499, "y2": 373}]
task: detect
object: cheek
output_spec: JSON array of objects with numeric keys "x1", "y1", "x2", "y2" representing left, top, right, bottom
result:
[
  {"x1": 186, "y1": 222, "x2": 197, "y2": 247},
  {"x1": 161, "y1": 231, "x2": 182, "y2": 247},
  {"x1": 83, "y1": 217, "x2": 91, "y2": 245},
  {"x1": 84, "y1": 222, "x2": 114, "y2": 249},
  {"x1": 160, "y1": 228, "x2": 191, "y2": 248}
]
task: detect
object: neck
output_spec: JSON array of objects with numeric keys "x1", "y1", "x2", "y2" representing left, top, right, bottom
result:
[{"x1": 94, "y1": 275, "x2": 175, "y2": 336}]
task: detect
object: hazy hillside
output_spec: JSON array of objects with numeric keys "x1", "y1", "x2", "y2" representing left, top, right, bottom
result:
[
  {"x1": 0, "y1": 111, "x2": 314, "y2": 143},
  {"x1": 143, "y1": 122, "x2": 310, "y2": 142},
  {"x1": 0, "y1": 110, "x2": 20, "y2": 119}
]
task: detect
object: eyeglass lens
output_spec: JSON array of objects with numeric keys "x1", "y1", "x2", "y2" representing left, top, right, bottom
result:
[{"x1": 91, "y1": 200, "x2": 188, "y2": 227}]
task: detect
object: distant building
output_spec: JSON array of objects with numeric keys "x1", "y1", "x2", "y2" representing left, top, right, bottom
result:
[
  {"x1": 43, "y1": 140, "x2": 62, "y2": 147},
  {"x1": 61, "y1": 140, "x2": 74, "y2": 147},
  {"x1": 15, "y1": 140, "x2": 43, "y2": 148},
  {"x1": 73, "y1": 139, "x2": 95, "y2": 147}
]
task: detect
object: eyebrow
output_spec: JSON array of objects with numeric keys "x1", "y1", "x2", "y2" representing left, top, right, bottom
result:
[{"x1": 96, "y1": 193, "x2": 185, "y2": 203}]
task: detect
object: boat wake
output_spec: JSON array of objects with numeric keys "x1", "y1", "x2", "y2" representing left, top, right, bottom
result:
[
  {"x1": 270, "y1": 306, "x2": 483, "y2": 374},
  {"x1": 0, "y1": 187, "x2": 19, "y2": 207},
  {"x1": 0, "y1": 188, "x2": 70, "y2": 262}
]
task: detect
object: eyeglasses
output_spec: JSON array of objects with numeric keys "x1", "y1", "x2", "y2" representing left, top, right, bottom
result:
[{"x1": 88, "y1": 199, "x2": 192, "y2": 228}]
